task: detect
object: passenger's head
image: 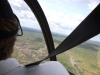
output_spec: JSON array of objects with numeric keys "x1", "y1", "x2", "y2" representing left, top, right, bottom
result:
[
  {"x1": 0, "y1": 18, "x2": 19, "y2": 60},
  {"x1": 0, "y1": 0, "x2": 19, "y2": 60}
]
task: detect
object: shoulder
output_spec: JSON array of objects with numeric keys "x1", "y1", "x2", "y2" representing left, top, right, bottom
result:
[
  {"x1": 6, "y1": 61, "x2": 70, "y2": 75},
  {"x1": 39, "y1": 61, "x2": 67, "y2": 71},
  {"x1": 36, "y1": 61, "x2": 70, "y2": 75}
]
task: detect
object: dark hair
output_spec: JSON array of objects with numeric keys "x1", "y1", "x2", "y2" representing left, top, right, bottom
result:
[{"x1": 0, "y1": 18, "x2": 18, "y2": 60}]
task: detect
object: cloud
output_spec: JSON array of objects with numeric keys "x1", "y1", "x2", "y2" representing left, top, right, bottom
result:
[
  {"x1": 8, "y1": 0, "x2": 85, "y2": 35},
  {"x1": 88, "y1": 0, "x2": 100, "y2": 10},
  {"x1": 9, "y1": 0, "x2": 22, "y2": 7},
  {"x1": 9, "y1": 0, "x2": 40, "y2": 29},
  {"x1": 9, "y1": 0, "x2": 30, "y2": 11},
  {"x1": 72, "y1": 0, "x2": 100, "y2": 10},
  {"x1": 8, "y1": 0, "x2": 100, "y2": 41},
  {"x1": 7, "y1": 0, "x2": 95, "y2": 34},
  {"x1": 41, "y1": 4, "x2": 84, "y2": 34}
]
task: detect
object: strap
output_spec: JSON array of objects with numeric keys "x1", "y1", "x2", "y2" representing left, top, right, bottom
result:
[
  {"x1": 0, "y1": 29, "x2": 18, "y2": 39},
  {"x1": 25, "y1": 3, "x2": 100, "y2": 67}
]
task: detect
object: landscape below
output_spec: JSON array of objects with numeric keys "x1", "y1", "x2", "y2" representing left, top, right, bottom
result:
[{"x1": 13, "y1": 27, "x2": 100, "y2": 75}]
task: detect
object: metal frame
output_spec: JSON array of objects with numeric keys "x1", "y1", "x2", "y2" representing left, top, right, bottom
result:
[{"x1": 24, "y1": 0, "x2": 57, "y2": 61}]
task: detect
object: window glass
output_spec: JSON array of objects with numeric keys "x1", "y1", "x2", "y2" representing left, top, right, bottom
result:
[
  {"x1": 9, "y1": 0, "x2": 48, "y2": 65},
  {"x1": 38, "y1": 0, "x2": 100, "y2": 48},
  {"x1": 38, "y1": 0, "x2": 100, "y2": 75},
  {"x1": 57, "y1": 36, "x2": 100, "y2": 75}
]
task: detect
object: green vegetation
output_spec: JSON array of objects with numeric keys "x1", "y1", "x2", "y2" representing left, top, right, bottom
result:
[
  {"x1": 54, "y1": 35, "x2": 100, "y2": 75},
  {"x1": 13, "y1": 28, "x2": 48, "y2": 65},
  {"x1": 13, "y1": 27, "x2": 100, "y2": 75}
]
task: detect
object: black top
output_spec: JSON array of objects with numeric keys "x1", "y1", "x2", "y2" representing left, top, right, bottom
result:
[{"x1": 0, "y1": 0, "x2": 15, "y2": 20}]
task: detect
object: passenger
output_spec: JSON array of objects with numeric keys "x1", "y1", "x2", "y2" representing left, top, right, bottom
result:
[{"x1": 0, "y1": 0, "x2": 70, "y2": 75}]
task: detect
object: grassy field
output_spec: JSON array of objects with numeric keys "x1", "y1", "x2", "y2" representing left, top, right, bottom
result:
[
  {"x1": 13, "y1": 28, "x2": 48, "y2": 65},
  {"x1": 13, "y1": 27, "x2": 100, "y2": 75},
  {"x1": 54, "y1": 36, "x2": 100, "y2": 75}
]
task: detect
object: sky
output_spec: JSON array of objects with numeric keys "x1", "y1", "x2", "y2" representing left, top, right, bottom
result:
[{"x1": 8, "y1": 0, "x2": 100, "y2": 41}]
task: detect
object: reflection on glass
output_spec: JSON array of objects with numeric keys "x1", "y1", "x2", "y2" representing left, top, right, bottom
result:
[{"x1": 10, "y1": 0, "x2": 48, "y2": 65}]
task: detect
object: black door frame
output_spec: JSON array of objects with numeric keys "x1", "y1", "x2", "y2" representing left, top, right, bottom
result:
[{"x1": 24, "y1": 0, "x2": 57, "y2": 61}]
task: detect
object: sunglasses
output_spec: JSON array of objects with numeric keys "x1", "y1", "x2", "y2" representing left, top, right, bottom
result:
[{"x1": 14, "y1": 14, "x2": 23, "y2": 36}]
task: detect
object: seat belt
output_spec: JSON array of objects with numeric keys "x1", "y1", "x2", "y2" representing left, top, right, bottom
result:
[{"x1": 25, "y1": 3, "x2": 100, "y2": 67}]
